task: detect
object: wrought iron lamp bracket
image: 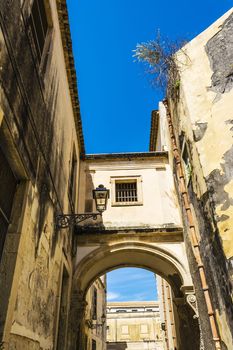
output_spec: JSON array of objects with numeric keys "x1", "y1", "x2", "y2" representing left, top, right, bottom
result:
[{"x1": 56, "y1": 213, "x2": 102, "y2": 229}]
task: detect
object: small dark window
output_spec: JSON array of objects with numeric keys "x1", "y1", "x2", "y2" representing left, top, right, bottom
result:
[
  {"x1": 115, "y1": 181, "x2": 137, "y2": 202},
  {"x1": 182, "y1": 143, "x2": 192, "y2": 184},
  {"x1": 116, "y1": 309, "x2": 127, "y2": 313},
  {"x1": 29, "y1": 0, "x2": 48, "y2": 62},
  {"x1": 68, "y1": 151, "x2": 77, "y2": 210},
  {"x1": 146, "y1": 308, "x2": 153, "y2": 312},
  {"x1": 92, "y1": 287, "x2": 97, "y2": 320},
  {"x1": 0, "y1": 147, "x2": 17, "y2": 260},
  {"x1": 132, "y1": 309, "x2": 138, "y2": 312},
  {"x1": 92, "y1": 340, "x2": 96, "y2": 350}
]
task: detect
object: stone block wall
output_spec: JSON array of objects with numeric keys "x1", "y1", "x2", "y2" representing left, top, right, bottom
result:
[{"x1": 0, "y1": 0, "x2": 82, "y2": 348}]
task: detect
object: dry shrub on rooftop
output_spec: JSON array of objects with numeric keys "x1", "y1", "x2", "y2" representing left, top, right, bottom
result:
[{"x1": 133, "y1": 32, "x2": 189, "y2": 96}]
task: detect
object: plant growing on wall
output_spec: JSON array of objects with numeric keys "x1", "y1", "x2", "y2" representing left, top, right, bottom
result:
[{"x1": 133, "y1": 32, "x2": 188, "y2": 94}]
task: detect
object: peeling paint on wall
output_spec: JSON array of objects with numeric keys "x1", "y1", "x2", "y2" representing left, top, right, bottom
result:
[
  {"x1": 206, "y1": 12, "x2": 233, "y2": 95},
  {"x1": 193, "y1": 122, "x2": 208, "y2": 142},
  {"x1": 167, "y1": 9, "x2": 233, "y2": 349}
]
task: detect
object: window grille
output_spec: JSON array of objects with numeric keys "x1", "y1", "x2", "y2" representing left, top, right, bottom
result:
[
  {"x1": 68, "y1": 151, "x2": 77, "y2": 210},
  {"x1": 0, "y1": 147, "x2": 17, "y2": 259},
  {"x1": 115, "y1": 181, "x2": 137, "y2": 202},
  {"x1": 29, "y1": 0, "x2": 48, "y2": 62}
]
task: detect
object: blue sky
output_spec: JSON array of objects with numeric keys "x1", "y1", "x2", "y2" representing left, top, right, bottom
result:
[
  {"x1": 107, "y1": 268, "x2": 158, "y2": 302},
  {"x1": 67, "y1": 1, "x2": 232, "y2": 301},
  {"x1": 67, "y1": 0, "x2": 232, "y2": 154}
]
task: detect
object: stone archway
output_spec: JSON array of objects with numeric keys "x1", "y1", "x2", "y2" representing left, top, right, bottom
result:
[{"x1": 67, "y1": 241, "x2": 201, "y2": 350}]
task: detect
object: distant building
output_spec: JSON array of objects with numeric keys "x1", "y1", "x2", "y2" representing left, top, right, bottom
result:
[
  {"x1": 106, "y1": 301, "x2": 164, "y2": 350},
  {"x1": 85, "y1": 277, "x2": 107, "y2": 350}
]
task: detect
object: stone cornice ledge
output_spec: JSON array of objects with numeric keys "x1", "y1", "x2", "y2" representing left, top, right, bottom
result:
[
  {"x1": 75, "y1": 225, "x2": 183, "y2": 242},
  {"x1": 84, "y1": 151, "x2": 168, "y2": 161}
]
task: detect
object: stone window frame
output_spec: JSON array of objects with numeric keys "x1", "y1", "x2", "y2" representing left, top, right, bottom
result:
[
  {"x1": 110, "y1": 176, "x2": 143, "y2": 207},
  {"x1": 0, "y1": 117, "x2": 28, "y2": 341},
  {"x1": 26, "y1": 0, "x2": 53, "y2": 73}
]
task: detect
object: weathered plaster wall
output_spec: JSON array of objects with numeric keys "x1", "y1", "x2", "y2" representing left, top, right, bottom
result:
[
  {"x1": 0, "y1": 0, "x2": 82, "y2": 349},
  {"x1": 167, "y1": 8, "x2": 233, "y2": 349}
]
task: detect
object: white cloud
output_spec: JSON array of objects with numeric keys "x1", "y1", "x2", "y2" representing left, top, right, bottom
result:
[
  {"x1": 107, "y1": 291, "x2": 121, "y2": 301},
  {"x1": 106, "y1": 268, "x2": 158, "y2": 301}
]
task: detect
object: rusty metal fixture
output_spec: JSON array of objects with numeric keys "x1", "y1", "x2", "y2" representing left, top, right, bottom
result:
[
  {"x1": 163, "y1": 99, "x2": 222, "y2": 350},
  {"x1": 56, "y1": 212, "x2": 101, "y2": 229}
]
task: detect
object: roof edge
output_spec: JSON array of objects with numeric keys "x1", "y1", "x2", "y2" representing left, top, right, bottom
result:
[
  {"x1": 107, "y1": 301, "x2": 159, "y2": 305},
  {"x1": 84, "y1": 151, "x2": 168, "y2": 161},
  {"x1": 57, "y1": 0, "x2": 85, "y2": 157}
]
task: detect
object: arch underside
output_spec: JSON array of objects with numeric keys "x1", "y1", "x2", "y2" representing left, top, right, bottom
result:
[
  {"x1": 71, "y1": 241, "x2": 200, "y2": 350},
  {"x1": 74, "y1": 242, "x2": 193, "y2": 298}
]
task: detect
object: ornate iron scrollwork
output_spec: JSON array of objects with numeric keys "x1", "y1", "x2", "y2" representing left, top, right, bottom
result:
[{"x1": 56, "y1": 213, "x2": 101, "y2": 229}]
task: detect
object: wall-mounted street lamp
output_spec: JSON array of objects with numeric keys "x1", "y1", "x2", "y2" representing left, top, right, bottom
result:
[
  {"x1": 86, "y1": 313, "x2": 106, "y2": 329},
  {"x1": 56, "y1": 184, "x2": 109, "y2": 229}
]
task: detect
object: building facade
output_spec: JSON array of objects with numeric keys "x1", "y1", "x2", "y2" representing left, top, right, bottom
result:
[
  {"x1": 72, "y1": 152, "x2": 200, "y2": 350},
  {"x1": 0, "y1": 0, "x2": 84, "y2": 349},
  {"x1": 85, "y1": 277, "x2": 107, "y2": 350},
  {"x1": 106, "y1": 301, "x2": 164, "y2": 350},
  {"x1": 156, "y1": 276, "x2": 177, "y2": 350}
]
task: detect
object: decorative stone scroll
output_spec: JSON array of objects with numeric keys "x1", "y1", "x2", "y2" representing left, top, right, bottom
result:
[{"x1": 186, "y1": 293, "x2": 199, "y2": 319}]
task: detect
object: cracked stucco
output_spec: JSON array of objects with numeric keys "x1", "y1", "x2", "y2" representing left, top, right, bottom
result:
[{"x1": 169, "y1": 9, "x2": 233, "y2": 349}]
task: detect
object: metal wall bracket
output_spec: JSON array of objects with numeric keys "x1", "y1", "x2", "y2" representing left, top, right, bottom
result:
[{"x1": 56, "y1": 213, "x2": 101, "y2": 229}]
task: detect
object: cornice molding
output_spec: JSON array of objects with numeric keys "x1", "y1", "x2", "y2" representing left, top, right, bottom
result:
[
  {"x1": 84, "y1": 151, "x2": 168, "y2": 161},
  {"x1": 57, "y1": 0, "x2": 85, "y2": 157}
]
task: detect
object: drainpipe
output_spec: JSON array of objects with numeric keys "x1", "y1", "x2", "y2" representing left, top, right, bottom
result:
[{"x1": 163, "y1": 99, "x2": 221, "y2": 350}]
